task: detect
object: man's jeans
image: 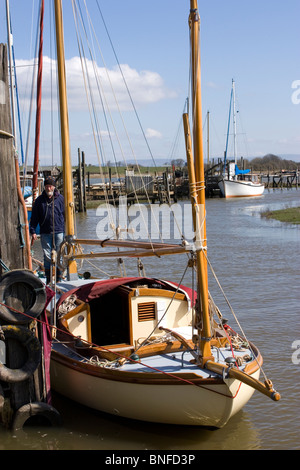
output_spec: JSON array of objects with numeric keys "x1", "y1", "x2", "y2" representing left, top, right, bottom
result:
[{"x1": 40, "y1": 232, "x2": 64, "y2": 270}]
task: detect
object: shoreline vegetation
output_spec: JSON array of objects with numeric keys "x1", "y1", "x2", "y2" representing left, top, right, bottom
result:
[
  {"x1": 261, "y1": 206, "x2": 300, "y2": 225},
  {"x1": 73, "y1": 153, "x2": 300, "y2": 177}
]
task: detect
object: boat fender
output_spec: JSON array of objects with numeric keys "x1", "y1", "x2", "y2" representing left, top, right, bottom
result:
[
  {"x1": 0, "y1": 325, "x2": 41, "y2": 383},
  {"x1": 0, "y1": 269, "x2": 47, "y2": 324},
  {"x1": 0, "y1": 382, "x2": 4, "y2": 412},
  {"x1": 11, "y1": 402, "x2": 62, "y2": 431}
]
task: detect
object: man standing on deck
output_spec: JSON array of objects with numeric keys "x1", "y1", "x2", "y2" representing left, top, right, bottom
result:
[{"x1": 30, "y1": 176, "x2": 65, "y2": 284}]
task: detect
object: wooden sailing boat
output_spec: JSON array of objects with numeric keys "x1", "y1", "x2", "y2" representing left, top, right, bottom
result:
[
  {"x1": 218, "y1": 80, "x2": 265, "y2": 198},
  {"x1": 49, "y1": 0, "x2": 280, "y2": 427}
]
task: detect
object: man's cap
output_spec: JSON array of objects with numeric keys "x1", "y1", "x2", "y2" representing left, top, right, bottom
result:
[{"x1": 44, "y1": 176, "x2": 56, "y2": 187}]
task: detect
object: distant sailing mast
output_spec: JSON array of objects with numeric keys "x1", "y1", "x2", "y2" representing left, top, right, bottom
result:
[
  {"x1": 5, "y1": 0, "x2": 16, "y2": 142},
  {"x1": 232, "y1": 80, "x2": 237, "y2": 175}
]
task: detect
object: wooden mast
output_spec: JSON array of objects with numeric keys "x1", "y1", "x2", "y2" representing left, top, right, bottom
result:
[
  {"x1": 54, "y1": 0, "x2": 77, "y2": 278},
  {"x1": 185, "y1": 0, "x2": 213, "y2": 365},
  {"x1": 186, "y1": 2, "x2": 280, "y2": 400}
]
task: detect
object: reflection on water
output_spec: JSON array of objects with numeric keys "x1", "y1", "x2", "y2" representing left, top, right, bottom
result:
[
  {"x1": 1, "y1": 393, "x2": 261, "y2": 451},
  {"x1": 1, "y1": 189, "x2": 299, "y2": 450}
]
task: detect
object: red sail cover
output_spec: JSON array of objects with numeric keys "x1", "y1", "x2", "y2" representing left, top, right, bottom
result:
[{"x1": 56, "y1": 277, "x2": 197, "y2": 308}]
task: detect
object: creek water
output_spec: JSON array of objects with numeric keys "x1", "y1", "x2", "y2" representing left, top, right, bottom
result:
[{"x1": 1, "y1": 188, "x2": 299, "y2": 451}]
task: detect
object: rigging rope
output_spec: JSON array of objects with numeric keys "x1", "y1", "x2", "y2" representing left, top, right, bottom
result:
[
  {"x1": 72, "y1": 1, "x2": 146, "y2": 267},
  {"x1": 204, "y1": 252, "x2": 268, "y2": 382},
  {"x1": 71, "y1": 0, "x2": 184, "y2": 251}
]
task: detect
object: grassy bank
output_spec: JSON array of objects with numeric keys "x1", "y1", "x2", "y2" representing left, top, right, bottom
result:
[{"x1": 262, "y1": 206, "x2": 300, "y2": 224}]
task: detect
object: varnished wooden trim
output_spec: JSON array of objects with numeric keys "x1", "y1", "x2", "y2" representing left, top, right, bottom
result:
[{"x1": 136, "y1": 288, "x2": 186, "y2": 300}]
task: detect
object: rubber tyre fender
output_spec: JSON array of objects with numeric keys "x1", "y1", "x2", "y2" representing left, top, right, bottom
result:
[
  {"x1": 11, "y1": 402, "x2": 62, "y2": 431},
  {"x1": 0, "y1": 382, "x2": 4, "y2": 411},
  {"x1": 0, "y1": 325, "x2": 41, "y2": 383},
  {"x1": 0, "y1": 269, "x2": 47, "y2": 324}
]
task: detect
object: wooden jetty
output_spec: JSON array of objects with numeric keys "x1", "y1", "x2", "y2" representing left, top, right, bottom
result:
[
  {"x1": 0, "y1": 45, "x2": 31, "y2": 274},
  {"x1": 173, "y1": 159, "x2": 223, "y2": 199},
  {"x1": 264, "y1": 170, "x2": 299, "y2": 189},
  {"x1": 72, "y1": 160, "x2": 178, "y2": 211},
  {"x1": 39, "y1": 152, "x2": 298, "y2": 211},
  {"x1": 47, "y1": 159, "x2": 298, "y2": 211}
]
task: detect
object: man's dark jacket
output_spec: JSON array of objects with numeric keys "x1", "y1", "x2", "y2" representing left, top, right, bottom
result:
[{"x1": 29, "y1": 189, "x2": 65, "y2": 235}]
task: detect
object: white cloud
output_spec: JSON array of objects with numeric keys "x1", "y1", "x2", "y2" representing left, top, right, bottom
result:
[
  {"x1": 16, "y1": 56, "x2": 177, "y2": 112},
  {"x1": 205, "y1": 81, "x2": 218, "y2": 89},
  {"x1": 145, "y1": 128, "x2": 162, "y2": 139}
]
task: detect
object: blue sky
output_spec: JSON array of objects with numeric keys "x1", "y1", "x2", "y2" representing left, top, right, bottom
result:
[{"x1": 1, "y1": 0, "x2": 299, "y2": 168}]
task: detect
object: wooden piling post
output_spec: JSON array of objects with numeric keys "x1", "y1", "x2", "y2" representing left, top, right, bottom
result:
[
  {"x1": 0, "y1": 44, "x2": 28, "y2": 275},
  {"x1": 77, "y1": 147, "x2": 83, "y2": 212},
  {"x1": 82, "y1": 150, "x2": 86, "y2": 211},
  {"x1": 76, "y1": 148, "x2": 86, "y2": 212}
]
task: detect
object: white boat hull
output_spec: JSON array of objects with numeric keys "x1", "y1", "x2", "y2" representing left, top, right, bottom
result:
[
  {"x1": 50, "y1": 348, "x2": 259, "y2": 428},
  {"x1": 219, "y1": 179, "x2": 264, "y2": 198}
]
